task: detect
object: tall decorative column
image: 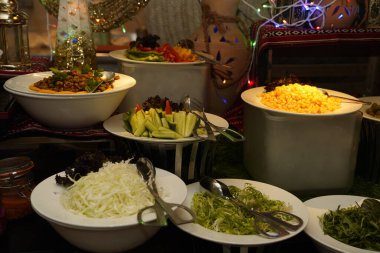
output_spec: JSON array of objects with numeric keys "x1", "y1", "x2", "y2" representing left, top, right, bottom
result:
[
  {"x1": 193, "y1": 0, "x2": 251, "y2": 115},
  {"x1": 54, "y1": 0, "x2": 96, "y2": 70}
]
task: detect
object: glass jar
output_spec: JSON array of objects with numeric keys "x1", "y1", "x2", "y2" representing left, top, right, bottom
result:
[{"x1": 0, "y1": 156, "x2": 35, "y2": 220}]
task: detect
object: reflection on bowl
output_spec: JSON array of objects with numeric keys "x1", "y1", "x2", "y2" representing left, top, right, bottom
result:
[
  {"x1": 30, "y1": 167, "x2": 188, "y2": 253},
  {"x1": 3, "y1": 72, "x2": 136, "y2": 129}
]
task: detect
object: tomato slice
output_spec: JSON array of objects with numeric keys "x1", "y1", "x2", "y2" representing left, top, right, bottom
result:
[
  {"x1": 135, "y1": 103, "x2": 142, "y2": 112},
  {"x1": 165, "y1": 99, "x2": 172, "y2": 114}
]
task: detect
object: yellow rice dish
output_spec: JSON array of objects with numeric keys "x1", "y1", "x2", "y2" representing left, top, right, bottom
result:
[{"x1": 260, "y1": 83, "x2": 341, "y2": 114}]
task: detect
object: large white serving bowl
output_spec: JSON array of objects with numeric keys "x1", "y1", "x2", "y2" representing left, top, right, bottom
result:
[
  {"x1": 31, "y1": 167, "x2": 188, "y2": 253},
  {"x1": 304, "y1": 195, "x2": 379, "y2": 253},
  {"x1": 3, "y1": 72, "x2": 136, "y2": 129},
  {"x1": 177, "y1": 178, "x2": 309, "y2": 247}
]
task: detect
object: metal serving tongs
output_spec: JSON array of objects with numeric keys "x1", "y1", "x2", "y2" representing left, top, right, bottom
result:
[
  {"x1": 182, "y1": 96, "x2": 245, "y2": 142},
  {"x1": 177, "y1": 39, "x2": 231, "y2": 69},
  {"x1": 136, "y1": 157, "x2": 196, "y2": 226},
  {"x1": 200, "y1": 176, "x2": 304, "y2": 238}
]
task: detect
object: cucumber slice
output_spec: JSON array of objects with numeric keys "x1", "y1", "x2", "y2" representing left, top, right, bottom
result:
[
  {"x1": 122, "y1": 112, "x2": 132, "y2": 132},
  {"x1": 149, "y1": 108, "x2": 162, "y2": 127},
  {"x1": 152, "y1": 127, "x2": 183, "y2": 139},
  {"x1": 134, "y1": 119, "x2": 146, "y2": 136},
  {"x1": 145, "y1": 119, "x2": 159, "y2": 132},
  {"x1": 184, "y1": 113, "x2": 198, "y2": 137},
  {"x1": 136, "y1": 110, "x2": 145, "y2": 123},
  {"x1": 130, "y1": 113, "x2": 138, "y2": 133},
  {"x1": 161, "y1": 117, "x2": 170, "y2": 129},
  {"x1": 164, "y1": 113, "x2": 174, "y2": 123},
  {"x1": 174, "y1": 111, "x2": 186, "y2": 136}
]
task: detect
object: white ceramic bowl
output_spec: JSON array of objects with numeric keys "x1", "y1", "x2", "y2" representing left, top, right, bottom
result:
[
  {"x1": 31, "y1": 167, "x2": 188, "y2": 253},
  {"x1": 304, "y1": 195, "x2": 379, "y2": 253},
  {"x1": 359, "y1": 96, "x2": 380, "y2": 122},
  {"x1": 3, "y1": 72, "x2": 136, "y2": 129}
]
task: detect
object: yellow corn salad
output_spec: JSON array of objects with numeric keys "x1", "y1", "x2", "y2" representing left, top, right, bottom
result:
[{"x1": 260, "y1": 83, "x2": 341, "y2": 114}]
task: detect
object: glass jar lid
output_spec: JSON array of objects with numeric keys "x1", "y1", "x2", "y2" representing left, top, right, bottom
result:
[{"x1": 0, "y1": 156, "x2": 34, "y2": 180}]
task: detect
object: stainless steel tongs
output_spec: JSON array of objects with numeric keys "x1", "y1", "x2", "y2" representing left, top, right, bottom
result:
[
  {"x1": 200, "y1": 176, "x2": 304, "y2": 238},
  {"x1": 182, "y1": 96, "x2": 245, "y2": 142},
  {"x1": 136, "y1": 158, "x2": 196, "y2": 226}
]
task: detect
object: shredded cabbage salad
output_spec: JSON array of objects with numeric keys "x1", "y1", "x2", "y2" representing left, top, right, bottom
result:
[
  {"x1": 61, "y1": 160, "x2": 154, "y2": 218},
  {"x1": 192, "y1": 184, "x2": 290, "y2": 235}
]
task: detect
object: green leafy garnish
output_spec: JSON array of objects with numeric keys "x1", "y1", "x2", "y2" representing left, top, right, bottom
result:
[
  {"x1": 192, "y1": 183, "x2": 290, "y2": 235},
  {"x1": 85, "y1": 78, "x2": 100, "y2": 93},
  {"x1": 49, "y1": 67, "x2": 68, "y2": 82},
  {"x1": 320, "y1": 199, "x2": 380, "y2": 251}
]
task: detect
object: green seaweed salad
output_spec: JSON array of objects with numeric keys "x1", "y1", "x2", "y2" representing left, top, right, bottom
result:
[
  {"x1": 192, "y1": 183, "x2": 290, "y2": 235},
  {"x1": 320, "y1": 198, "x2": 380, "y2": 251}
]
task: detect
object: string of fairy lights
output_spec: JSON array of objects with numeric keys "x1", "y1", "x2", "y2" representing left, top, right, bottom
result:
[{"x1": 240, "y1": 0, "x2": 339, "y2": 90}]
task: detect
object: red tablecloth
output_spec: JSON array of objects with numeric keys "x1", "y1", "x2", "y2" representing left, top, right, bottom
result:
[
  {"x1": 0, "y1": 56, "x2": 52, "y2": 78},
  {"x1": 1, "y1": 106, "x2": 110, "y2": 140},
  {"x1": 251, "y1": 22, "x2": 380, "y2": 55}
]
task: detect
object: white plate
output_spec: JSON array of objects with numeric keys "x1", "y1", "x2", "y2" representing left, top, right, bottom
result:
[
  {"x1": 176, "y1": 179, "x2": 309, "y2": 246},
  {"x1": 359, "y1": 96, "x2": 380, "y2": 122},
  {"x1": 109, "y1": 49, "x2": 205, "y2": 65},
  {"x1": 103, "y1": 113, "x2": 229, "y2": 144},
  {"x1": 241, "y1": 87, "x2": 362, "y2": 116},
  {"x1": 304, "y1": 195, "x2": 379, "y2": 253},
  {"x1": 3, "y1": 71, "x2": 136, "y2": 98},
  {"x1": 31, "y1": 167, "x2": 187, "y2": 229}
]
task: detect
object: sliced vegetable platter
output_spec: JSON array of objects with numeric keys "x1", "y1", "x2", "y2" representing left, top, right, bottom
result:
[
  {"x1": 304, "y1": 195, "x2": 380, "y2": 253},
  {"x1": 123, "y1": 102, "x2": 200, "y2": 139},
  {"x1": 103, "y1": 112, "x2": 228, "y2": 144}
]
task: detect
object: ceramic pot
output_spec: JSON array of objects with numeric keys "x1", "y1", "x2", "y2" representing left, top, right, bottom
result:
[
  {"x1": 314, "y1": 0, "x2": 360, "y2": 28},
  {"x1": 193, "y1": 0, "x2": 251, "y2": 114}
]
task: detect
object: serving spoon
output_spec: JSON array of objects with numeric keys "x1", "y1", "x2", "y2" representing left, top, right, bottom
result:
[
  {"x1": 199, "y1": 176, "x2": 304, "y2": 238},
  {"x1": 320, "y1": 89, "x2": 371, "y2": 105}
]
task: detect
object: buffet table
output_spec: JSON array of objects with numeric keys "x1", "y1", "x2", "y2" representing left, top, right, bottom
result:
[
  {"x1": 0, "y1": 136, "x2": 323, "y2": 253},
  {"x1": 1, "y1": 46, "x2": 379, "y2": 253},
  {"x1": 0, "y1": 211, "x2": 319, "y2": 253},
  {"x1": 0, "y1": 124, "x2": 379, "y2": 253},
  {"x1": 1, "y1": 135, "x2": 379, "y2": 253}
]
